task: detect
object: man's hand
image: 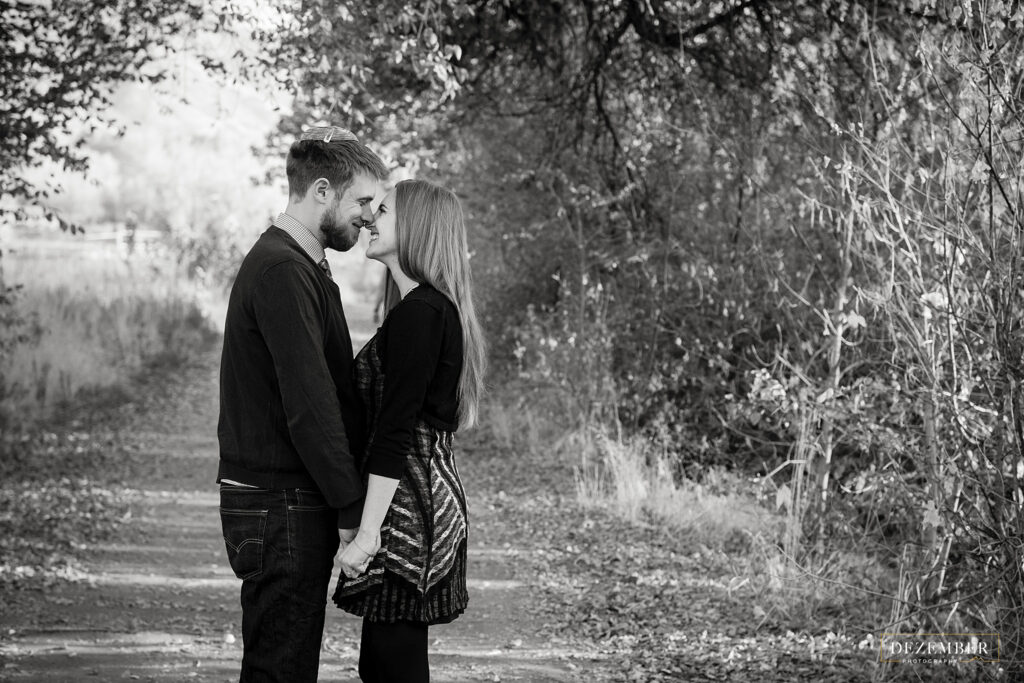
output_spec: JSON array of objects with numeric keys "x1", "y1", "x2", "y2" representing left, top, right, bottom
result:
[
  {"x1": 339, "y1": 529, "x2": 380, "y2": 579},
  {"x1": 339, "y1": 527, "x2": 358, "y2": 553}
]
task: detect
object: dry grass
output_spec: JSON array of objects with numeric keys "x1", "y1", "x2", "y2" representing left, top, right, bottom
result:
[
  {"x1": 573, "y1": 429, "x2": 775, "y2": 546},
  {"x1": 1, "y1": 237, "x2": 218, "y2": 429},
  {"x1": 565, "y1": 419, "x2": 893, "y2": 632},
  {"x1": 483, "y1": 385, "x2": 776, "y2": 546},
  {"x1": 481, "y1": 370, "x2": 899, "y2": 636}
]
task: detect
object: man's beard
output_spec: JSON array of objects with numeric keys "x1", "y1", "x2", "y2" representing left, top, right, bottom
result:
[{"x1": 320, "y1": 203, "x2": 359, "y2": 252}]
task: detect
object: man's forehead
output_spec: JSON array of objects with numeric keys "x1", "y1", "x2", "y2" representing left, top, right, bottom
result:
[{"x1": 343, "y1": 173, "x2": 382, "y2": 199}]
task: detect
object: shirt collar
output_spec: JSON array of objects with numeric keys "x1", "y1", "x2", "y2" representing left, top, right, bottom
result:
[{"x1": 272, "y1": 213, "x2": 326, "y2": 265}]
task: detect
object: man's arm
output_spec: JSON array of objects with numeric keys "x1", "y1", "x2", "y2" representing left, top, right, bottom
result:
[{"x1": 254, "y1": 260, "x2": 363, "y2": 516}]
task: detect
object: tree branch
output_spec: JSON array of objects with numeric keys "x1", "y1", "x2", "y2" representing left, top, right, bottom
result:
[{"x1": 624, "y1": 0, "x2": 762, "y2": 50}]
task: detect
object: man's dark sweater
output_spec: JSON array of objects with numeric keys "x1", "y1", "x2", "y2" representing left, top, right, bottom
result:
[{"x1": 217, "y1": 226, "x2": 365, "y2": 525}]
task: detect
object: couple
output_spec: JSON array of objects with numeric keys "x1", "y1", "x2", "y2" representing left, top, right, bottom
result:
[{"x1": 216, "y1": 126, "x2": 485, "y2": 682}]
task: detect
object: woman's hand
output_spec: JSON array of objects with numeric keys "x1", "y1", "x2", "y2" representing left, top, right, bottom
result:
[{"x1": 339, "y1": 529, "x2": 380, "y2": 579}]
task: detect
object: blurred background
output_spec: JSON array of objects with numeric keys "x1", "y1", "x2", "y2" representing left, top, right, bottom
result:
[{"x1": 3, "y1": 0, "x2": 1023, "y2": 677}]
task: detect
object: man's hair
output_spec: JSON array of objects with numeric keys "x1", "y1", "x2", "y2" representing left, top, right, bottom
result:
[{"x1": 286, "y1": 138, "x2": 388, "y2": 199}]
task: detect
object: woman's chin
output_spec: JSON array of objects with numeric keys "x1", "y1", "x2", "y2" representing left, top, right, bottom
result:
[{"x1": 364, "y1": 244, "x2": 392, "y2": 263}]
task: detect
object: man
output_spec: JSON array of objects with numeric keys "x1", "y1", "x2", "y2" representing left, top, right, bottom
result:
[{"x1": 217, "y1": 126, "x2": 388, "y2": 682}]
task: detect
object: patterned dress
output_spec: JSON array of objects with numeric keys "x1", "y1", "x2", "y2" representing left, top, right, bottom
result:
[{"x1": 332, "y1": 333, "x2": 469, "y2": 624}]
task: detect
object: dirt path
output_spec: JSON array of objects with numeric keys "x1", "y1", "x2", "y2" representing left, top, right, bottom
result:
[{"x1": 0, "y1": 352, "x2": 610, "y2": 682}]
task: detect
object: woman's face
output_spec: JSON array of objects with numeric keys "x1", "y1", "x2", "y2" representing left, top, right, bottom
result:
[{"x1": 365, "y1": 188, "x2": 397, "y2": 262}]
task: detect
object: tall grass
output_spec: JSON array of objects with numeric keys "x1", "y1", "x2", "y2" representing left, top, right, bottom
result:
[
  {"x1": 0, "y1": 235, "x2": 219, "y2": 429},
  {"x1": 485, "y1": 382, "x2": 897, "y2": 637},
  {"x1": 573, "y1": 428, "x2": 774, "y2": 546},
  {"x1": 486, "y1": 383, "x2": 775, "y2": 546}
]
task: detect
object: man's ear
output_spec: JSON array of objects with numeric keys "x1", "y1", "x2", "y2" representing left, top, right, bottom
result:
[{"x1": 310, "y1": 178, "x2": 332, "y2": 204}]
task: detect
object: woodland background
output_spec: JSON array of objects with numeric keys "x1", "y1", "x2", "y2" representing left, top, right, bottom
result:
[{"x1": 2, "y1": 0, "x2": 1023, "y2": 679}]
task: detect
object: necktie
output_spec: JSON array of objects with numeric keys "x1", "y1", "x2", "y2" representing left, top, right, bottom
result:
[{"x1": 318, "y1": 258, "x2": 333, "y2": 280}]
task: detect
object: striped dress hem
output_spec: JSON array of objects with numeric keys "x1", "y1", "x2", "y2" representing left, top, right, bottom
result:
[{"x1": 333, "y1": 538, "x2": 468, "y2": 624}]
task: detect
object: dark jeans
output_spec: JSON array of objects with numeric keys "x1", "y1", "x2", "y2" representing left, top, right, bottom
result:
[{"x1": 220, "y1": 484, "x2": 340, "y2": 683}]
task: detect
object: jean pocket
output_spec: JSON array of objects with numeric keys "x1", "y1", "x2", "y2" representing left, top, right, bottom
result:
[
  {"x1": 290, "y1": 488, "x2": 329, "y2": 511},
  {"x1": 220, "y1": 508, "x2": 267, "y2": 580}
]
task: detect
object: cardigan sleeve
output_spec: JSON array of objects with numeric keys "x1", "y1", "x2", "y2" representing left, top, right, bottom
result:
[
  {"x1": 364, "y1": 298, "x2": 445, "y2": 479},
  {"x1": 253, "y1": 261, "x2": 363, "y2": 511}
]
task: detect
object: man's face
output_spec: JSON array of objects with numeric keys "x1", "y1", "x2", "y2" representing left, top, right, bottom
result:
[{"x1": 320, "y1": 172, "x2": 380, "y2": 252}]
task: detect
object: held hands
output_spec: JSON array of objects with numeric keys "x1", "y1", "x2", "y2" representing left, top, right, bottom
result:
[
  {"x1": 340, "y1": 476, "x2": 398, "y2": 579},
  {"x1": 339, "y1": 527, "x2": 358, "y2": 551},
  {"x1": 339, "y1": 528, "x2": 380, "y2": 580}
]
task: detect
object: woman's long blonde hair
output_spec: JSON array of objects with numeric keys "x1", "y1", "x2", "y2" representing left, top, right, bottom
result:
[{"x1": 394, "y1": 179, "x2": 486, "y2": 428}]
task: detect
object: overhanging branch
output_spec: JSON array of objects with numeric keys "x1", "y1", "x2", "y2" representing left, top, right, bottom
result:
[{"x1": 624, "y1": 0, "x2": 762, "y2": 50}]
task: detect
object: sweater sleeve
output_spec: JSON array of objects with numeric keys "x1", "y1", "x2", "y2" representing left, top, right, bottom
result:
[
  {"x1": 253, "y1": 261, "x2": 363, "y2": 510},
  {"x1": 365, "y1": 298, "x2": 445, "y2": 479}
]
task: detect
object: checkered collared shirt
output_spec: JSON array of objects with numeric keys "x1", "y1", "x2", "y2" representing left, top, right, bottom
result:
[{"x1": 272, "y1": 213, "x2": 326, "y2": 267}]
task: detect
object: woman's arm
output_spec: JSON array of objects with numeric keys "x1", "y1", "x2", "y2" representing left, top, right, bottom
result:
[
  {"x1": 338, "y1": 297, "x2": 445, "y2": 578},
  {"x1": 358, "y1": 474, "x2": 401, "y2": 535},
  {"x1": 338, "y1": 474, "x2": 399, "y2": 577},
  {"x1": 364, "y1": 299, "x2": 444, "y2": 478}
]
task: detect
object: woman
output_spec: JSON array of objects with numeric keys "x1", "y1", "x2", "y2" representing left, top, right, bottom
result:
[{"x1": 333, "y1": 179, "x2": 486, "y2": 682}]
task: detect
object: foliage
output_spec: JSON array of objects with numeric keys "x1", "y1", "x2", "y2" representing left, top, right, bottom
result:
[
  {"x1": 0, "y1": 0, "x2": 228, "y2": 228},
  {"x1": 0, "y1": 279, "x2": 42, "y2": 376},
  {"x1": 6, "y1": 0, "x2": 1022, "y2": 673},
  {"x1": 241, "y1": 4, "x2": 1024, "y2": 662},
  {"x1": 329, "y1": 1, "x2": 1021, "y2": 670},
  {"x1": 230, "y1": 0, "x2": 466, "y2": 156},
  {"x1": 820, "y1": 7, "x2": 1024, "y2": 668},
  {"x1": 56, "y1": 69, "x2": 284, "y2": 284}
]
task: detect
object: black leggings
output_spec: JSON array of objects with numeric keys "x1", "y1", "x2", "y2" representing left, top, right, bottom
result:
[{"x1": 359, "y1": 618, "x2": 429, "y2": 682}]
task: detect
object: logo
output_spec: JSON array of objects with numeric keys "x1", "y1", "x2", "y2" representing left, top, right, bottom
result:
[{"x1": 879, "y1": 633, "x2": 1000, "y2": 664}]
